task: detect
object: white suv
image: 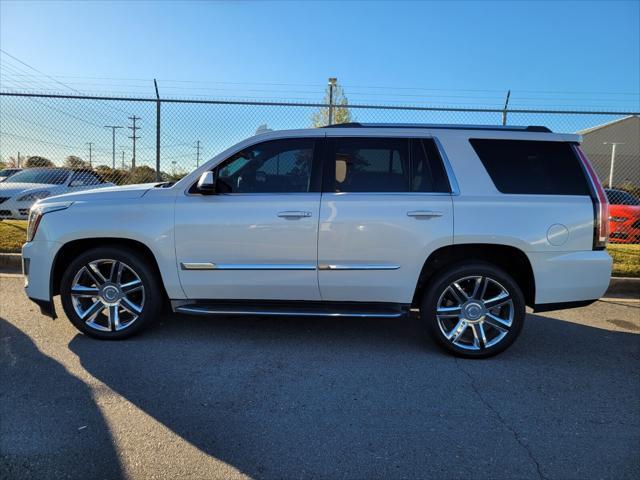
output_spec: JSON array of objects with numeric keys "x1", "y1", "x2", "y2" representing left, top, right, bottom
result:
[{"x1": 22, "y1": 124, "x2": 612, "y2": 357}]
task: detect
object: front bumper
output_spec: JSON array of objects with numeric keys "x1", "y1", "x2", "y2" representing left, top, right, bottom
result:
[{"x1": 22, "y1": 239, "x2": 61, "y2": 318}]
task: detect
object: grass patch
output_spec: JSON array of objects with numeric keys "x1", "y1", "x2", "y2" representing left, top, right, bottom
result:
[
  {"x1": 608, "y1": 244, "x2": 640, "y2": 278},
  {"x1": 1, "y1": 218, "x2": 639, "y2": 277},
  {"x1": 0, "y1": 220, "x2": 27, "y2": 253}
]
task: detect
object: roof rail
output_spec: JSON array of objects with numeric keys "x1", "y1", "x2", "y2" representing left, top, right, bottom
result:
[{"x1": 322, "y1": 123, "x2": 552, "y2": 133}]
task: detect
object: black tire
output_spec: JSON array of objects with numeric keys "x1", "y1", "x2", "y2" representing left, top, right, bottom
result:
[
  {"x1": 421, "y1": 261, "x2": 525, "y2": 358},
  {"x1": 60, "y1": 246, "x2": 162, "y2": 339}
]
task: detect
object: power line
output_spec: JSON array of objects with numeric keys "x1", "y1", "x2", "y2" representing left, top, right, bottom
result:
[{"x1": 0, "y1": 50, "x2": 136, "y2": 120}]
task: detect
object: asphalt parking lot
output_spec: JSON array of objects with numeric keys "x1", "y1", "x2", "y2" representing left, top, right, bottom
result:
[{"x1": 1, "y1": 274, "x2": 639, "y2": 480}]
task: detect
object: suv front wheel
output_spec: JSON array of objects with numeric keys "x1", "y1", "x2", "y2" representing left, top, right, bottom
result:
[
  {"x1": 421, "y1": 262, "x2": 526, "y2": 358},
  {"x1": 60, "y1": 246, "x2": 162, "y2": 339}
]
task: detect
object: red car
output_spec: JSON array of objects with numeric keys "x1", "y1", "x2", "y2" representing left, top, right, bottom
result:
[{"x1": 605, "y1": 189, "x2": 640, "y2": 244}]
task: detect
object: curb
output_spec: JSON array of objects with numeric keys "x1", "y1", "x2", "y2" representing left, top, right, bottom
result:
[
  {"x1": 0, "y1": 253, "x2": 21, "y2": 272},
  {"x1": 606, "y1": 277, "x2": 640, "y2": 297},
  {"x1": 0, "y1": 252, "x2": 638, "y2": 298}
]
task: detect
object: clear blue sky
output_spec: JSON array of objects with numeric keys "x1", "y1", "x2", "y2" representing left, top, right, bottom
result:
[{"x1": 0, "y1": 0, "x2": 639, "y2": 168}]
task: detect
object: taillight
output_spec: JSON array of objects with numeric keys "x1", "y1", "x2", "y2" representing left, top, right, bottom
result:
[{"x1": 574, "y1": 145, "x2": 609, "y2": 250}]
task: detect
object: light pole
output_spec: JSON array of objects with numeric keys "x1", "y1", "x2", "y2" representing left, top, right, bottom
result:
[
  {"x1": 603, "y1": 142, "x2": 625, "y2": 188},
  {"x1": 327, "y1": 77, "x2": 337, "y2": 126},
  {"x1": 104, "y1": 125, "x2": 124, "y2": 169}
]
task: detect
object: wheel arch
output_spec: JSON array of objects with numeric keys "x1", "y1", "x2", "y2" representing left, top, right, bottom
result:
[
  {"x1": 51, "y1": 238, "x2": 169, "y2": 302},
  {"x1": 412, "y1": 243, "x2": 535, "y2": 307}
]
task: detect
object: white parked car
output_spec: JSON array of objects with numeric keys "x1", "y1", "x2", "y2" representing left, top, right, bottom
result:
[
  {"x1": 0, "y1": 168, "x2": 113, "y2": 220},
  {"x1": 22, "y1": 124, "x2": 612, "y2": 357}
]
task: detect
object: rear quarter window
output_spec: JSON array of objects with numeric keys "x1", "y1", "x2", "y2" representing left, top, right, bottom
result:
[{"x1": 469, "y1": 139, "x2": 590, "y2": 195}]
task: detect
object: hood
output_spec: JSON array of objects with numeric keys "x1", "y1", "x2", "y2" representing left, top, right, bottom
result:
[
  {"x1": 0, "y1": 182, "x2": 65, "y2": 198},
  {"x1": 41, "y1": 182, "x2": 158, "y2": 203}
]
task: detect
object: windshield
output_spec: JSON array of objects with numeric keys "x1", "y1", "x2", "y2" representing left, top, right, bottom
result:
[
  {"x1": 0, "y1": 169, "x2": 20, "y2": 177},
  {"x1": 5, "y1": 169, "x2": 69, "y2": 185}
]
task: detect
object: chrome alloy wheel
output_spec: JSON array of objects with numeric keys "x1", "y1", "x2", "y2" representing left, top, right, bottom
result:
[
  {"x1": 70, "y1": 259, "x2": 145, "y2": 332},
  {"x1": 436, "y1": 275, "x2": 514, "y2": 351}
]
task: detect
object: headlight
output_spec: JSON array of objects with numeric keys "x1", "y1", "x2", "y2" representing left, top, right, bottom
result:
[
  {"x1": 26, "y1": 202, "x2": 73, "y2": 242},
  {"x1": 610, "y1": 216, "x2": 628, "y2": 223},
  {"x1": 17, "y1": 190, "x2": 52, "y2": 202}
]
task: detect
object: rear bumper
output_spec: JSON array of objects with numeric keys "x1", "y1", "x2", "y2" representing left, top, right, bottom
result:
[
  {"x1": 529, "y1": 250, "x2": 612, "y2": 306},
  {"x1": 532, "y1": 298, "x2": 598, "y2": 313}
]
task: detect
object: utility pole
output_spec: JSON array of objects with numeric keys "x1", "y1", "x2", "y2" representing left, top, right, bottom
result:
[
  {"x1": 17, "y1": 152, "x2": 20, "y2": 168},
  {"x1": 327, "y1": 77, "x2": 337, "y2": 126},
  {"x1": 128, "y1": 115, "x2": 141, "y2": 169},
  {"x1": 86, "y1": 142, "x2": 93, "y2": 168},
  {"x1": 118, "y1": 145, "x2": 127, "y2": 170},
  {"x1": 104, "y1": 125, "x2": 124, "y2": 169},
  {"x1": 195, "y1": 140, "x2": 201, "y2": 168},
  {"x1": 502, "y1": 90, "x2": 511, "y2": 126},
  {"x1": 604, "y1": 142, "x2": 625, "y2": 188}
]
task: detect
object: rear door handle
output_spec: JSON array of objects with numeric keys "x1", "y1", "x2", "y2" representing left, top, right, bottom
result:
[
  {"x1": 278, "y1": 211, "x2": 312, "y2": 218},
  {"x1": 407, "y1": 210, "x2": 443, "y2": 218}
]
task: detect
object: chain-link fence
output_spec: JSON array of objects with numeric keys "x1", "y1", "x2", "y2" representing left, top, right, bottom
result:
[{"x1": 1, "y1": 91, "x2": 639, "y2": 243}]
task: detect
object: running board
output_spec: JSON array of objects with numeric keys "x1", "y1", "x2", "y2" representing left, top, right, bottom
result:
[{"x1": 173, "y1": 301, "x2": 407, "y2": 319}]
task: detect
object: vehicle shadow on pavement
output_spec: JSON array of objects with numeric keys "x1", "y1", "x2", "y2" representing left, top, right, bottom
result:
[
  {"x1": 0, "y1": 318, "x2": 124, "y2": 480},
  {"x1": 68, "y1": 312, "x2": 640, "y2": 480}
]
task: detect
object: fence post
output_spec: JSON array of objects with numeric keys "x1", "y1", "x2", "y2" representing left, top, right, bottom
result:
[
  {"x1": 502, "y1": 90, "x2": 511, "y2": 126},
  {"x1": 154, "y1": 79, "x2": 161, "y2": 181}
]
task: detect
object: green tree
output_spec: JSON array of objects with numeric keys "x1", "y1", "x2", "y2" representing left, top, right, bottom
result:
[
  {"x1": 311, "y1": 81, "x2": 352, "y2": 127},
  {"x1": 167, "y1": 170, "x2": 189, "y2": 182},
  {"x1": 25, "y1": 156, "x2": 54, "y2": 168},
  {"x1": 129, "y1": 165, "x2": 157, "y2": 184},
  {"x1": 94, "y1": 165, "x2": 132, "y2": 185},
  {"x1": 64, "y1": 155, "x2": 89, "y2": 169}
]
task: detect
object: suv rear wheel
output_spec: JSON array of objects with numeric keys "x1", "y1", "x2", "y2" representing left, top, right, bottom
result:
[
  {"x1": 60, "y1": 246, "x2": 162, "y2": 339},
  {"x1": 421, "y1": 262, "x2": 525, "y2": 358}
]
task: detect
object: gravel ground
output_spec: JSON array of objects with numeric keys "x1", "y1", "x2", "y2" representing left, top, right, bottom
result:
[{"x1": 1, "y1": 274, "x2": 639, "y2": 480}]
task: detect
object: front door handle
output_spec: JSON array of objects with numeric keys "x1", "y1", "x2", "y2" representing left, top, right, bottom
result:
[
  {"x1": 277, "y1": 211, "x2": 312, "y2": 218},
  {"x1": 407, "y1": 210, "x2": 443, "y2": 218}
]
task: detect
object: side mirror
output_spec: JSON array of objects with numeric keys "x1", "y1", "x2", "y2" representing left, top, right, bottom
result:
[{"x1": 197, "y1": 171, "x2": 217, "y2": 194}]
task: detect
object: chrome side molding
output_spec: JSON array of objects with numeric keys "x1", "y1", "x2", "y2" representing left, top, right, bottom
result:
[
  {"x1": 181, "y1": 262, "x2": 217, "y2": 270},
  {"x1": 318, "y1": 264, "x2": 400, "y2": 271},
  {"x1": 182, "y1": 263, "x2": 399, "y2": 271},
  {"x1": 181, "y1": 263, "x2": 316, "y2": 271}
]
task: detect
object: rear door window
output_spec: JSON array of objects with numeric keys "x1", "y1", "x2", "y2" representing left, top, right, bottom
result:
[
  {"x1": 469, "y1": 139, "x2": 590, "y2": 195},
  {"x1": 327, "y1": 137, "x2": 451, "y2": 193}
]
